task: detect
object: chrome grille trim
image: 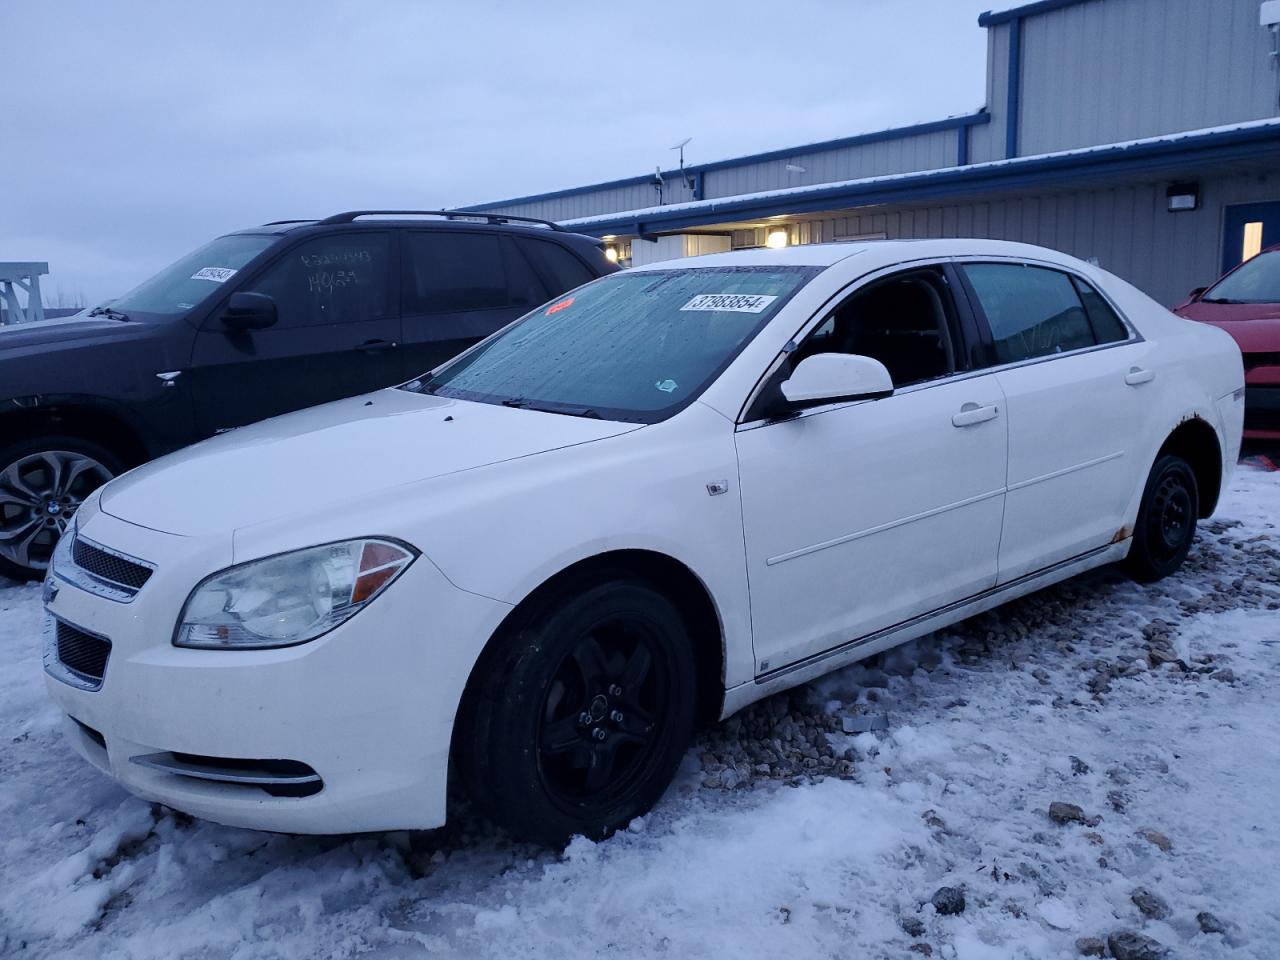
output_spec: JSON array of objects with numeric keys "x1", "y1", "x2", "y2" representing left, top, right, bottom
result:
[{"x1": 53, "y1": 532, "x2": 155, "y2": 603}]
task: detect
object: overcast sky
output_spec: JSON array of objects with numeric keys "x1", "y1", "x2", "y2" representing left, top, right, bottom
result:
[{"x1": 2, "y1": 1, "x2": 999, "y2": 306}]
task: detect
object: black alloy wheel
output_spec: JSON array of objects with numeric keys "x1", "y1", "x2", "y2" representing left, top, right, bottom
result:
[
  {"x1": 538, "y1": 617, "x2": 666, "y2": 807},
  {"x1": 456, "y1": 578, "x2": 697, "y2": 847}
]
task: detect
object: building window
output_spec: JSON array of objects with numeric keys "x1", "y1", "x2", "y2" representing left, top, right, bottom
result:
[{"x1": 1243, "y1": 222, "x2": 1264, "y2": 263}]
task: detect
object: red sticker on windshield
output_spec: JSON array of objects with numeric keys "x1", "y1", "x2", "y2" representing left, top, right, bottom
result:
[{"x1": 545, "y1": 297, "x2": 574, "y2": 315}]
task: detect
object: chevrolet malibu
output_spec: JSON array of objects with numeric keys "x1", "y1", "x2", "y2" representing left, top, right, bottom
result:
[{"x1": 43, "y1": 240, "x2": 1244, "y2": 846}]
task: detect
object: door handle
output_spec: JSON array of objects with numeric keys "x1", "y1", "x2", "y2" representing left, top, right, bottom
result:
[
  {"x1": 358, "y1": 339, "x2": 398, "y2": 353},
  {"x1": 1124, "y1": 366, "x2": 1154, "y2": 386},
  {"x1": 952, "y1": 402, "x2": 999, "y2": 427}
]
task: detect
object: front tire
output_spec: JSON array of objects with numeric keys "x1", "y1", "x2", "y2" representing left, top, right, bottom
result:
[
  {"x1": 1126, "y1": 453, "x2": 1199, "y2": 583},
  {"x1": 0, "y1": 437, "x2": 120, "y2": 581},
  {"x1": 456, "y1": 578, "x2": 697, "y2": 847}
]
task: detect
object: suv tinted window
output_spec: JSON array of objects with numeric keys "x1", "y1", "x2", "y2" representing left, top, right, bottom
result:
[
  {"x1": 244, "y1": 233, "x2": 390, "y2": 327},
  {"x1": 517, "y1": 238, "x2": 595, "y2": 292},
  {"x1": 1071, "y1": 275, "x2": 1129, "y2": 345},
  {"x1": 962, "y1": 264, "x2": 1095, "y2": 364},
  {"x1": 404, "y1": 232, "x2": 508, "y2": 313},
  {"x1": 501, "y1": 237, "x2": 552, "y2": 308}
]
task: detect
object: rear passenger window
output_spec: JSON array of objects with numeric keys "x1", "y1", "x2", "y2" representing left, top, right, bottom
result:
[
  {"x1": 404, "y1": 232, "x2": 507, "y2": 313},
  {"x1": 517, "y1": 238, "x2": 595, "y2": 293},
  {"x1": 1071, "y1": 276, "x2": 1130, "y2": 345},
  {"x1": 244, "y1": 233, "x2": 390, "y2": 328},
  {"x1": 962, "y1": 264, "x2": 1096, "y2": 364}
]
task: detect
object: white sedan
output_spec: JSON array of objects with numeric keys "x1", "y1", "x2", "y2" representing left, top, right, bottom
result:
[{"x1": 42, "y1": 240, "x2": 1243, "y2": 845}]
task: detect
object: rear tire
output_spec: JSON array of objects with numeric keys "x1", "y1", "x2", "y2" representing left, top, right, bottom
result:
[
  {"x1": 0, "y1": 436, "x2": 121, "y2": 581},
  {"x1": 456, "y1": 578, "x2": 697, "y2": 847},
  {"x1": 1126, "y1": 453, "x2": 1199, "y2": 583}
]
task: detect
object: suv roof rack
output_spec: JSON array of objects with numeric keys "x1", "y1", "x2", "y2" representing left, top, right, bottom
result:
[
  {"x1": 317, "y1": 210, "x2": 565, "y2": 231},
  {"x1": 262, "y1": 219, "x2": 319, "y2": 226}
]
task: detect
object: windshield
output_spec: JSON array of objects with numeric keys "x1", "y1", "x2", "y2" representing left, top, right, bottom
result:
[
  {"x1": 406, "y1": 265, "x2": 818, "y2": 423},
  {"x1": 109, "y1": 234, "x2": 277, "y2": 316},
  {"x1": 1204, "y1": 250, "x2": 1280, "y2": 304}
]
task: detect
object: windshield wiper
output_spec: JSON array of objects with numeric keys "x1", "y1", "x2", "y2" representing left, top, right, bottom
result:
[
  {"x1": 500, "y1": 397, "x2": 602, "y2": 419},
  {"x1": 88, "y1": 305, "x2": 130, "y2": 321}
]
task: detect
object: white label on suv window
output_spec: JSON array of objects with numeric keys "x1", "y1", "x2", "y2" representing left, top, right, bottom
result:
[
  {"x1": 191, "y1": 267, "x2": 237, "y2": 283},
  {"x1": 679, "y1": 293, "x2": 778, "y2": 313}
]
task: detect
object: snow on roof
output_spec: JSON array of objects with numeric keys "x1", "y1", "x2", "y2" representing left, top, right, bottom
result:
[{"x1": 562, "y1": 118, "x2": 1280, "y2": 231}]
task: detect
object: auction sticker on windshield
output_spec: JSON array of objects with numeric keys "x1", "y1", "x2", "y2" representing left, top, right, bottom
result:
[
  {"x1": 191, "y1": 267, "x2": 237, "y2": 283},
  {"x1": 680, "y1": 293, "x2": 778, "y2": 313}
]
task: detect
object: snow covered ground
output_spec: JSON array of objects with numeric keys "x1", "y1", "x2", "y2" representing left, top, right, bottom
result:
[{"x1": 1, "y1": 467, "x2": 1277, "y2": 960}]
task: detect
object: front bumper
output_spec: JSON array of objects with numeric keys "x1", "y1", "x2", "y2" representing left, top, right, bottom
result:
[{"x1": 42, "y1": 510, "x2": 510, "y2": 834}]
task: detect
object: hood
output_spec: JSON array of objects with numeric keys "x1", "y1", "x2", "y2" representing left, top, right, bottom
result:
[
  {"x1": 100, "y1": 389, "x2": 640, "y2": 536},
  {"x1": 0, "y1": 312, "x2": 136, "y2": 350},
  {"x1": 1174, "y1": 301, "x2": 1280, "y2": 354}
]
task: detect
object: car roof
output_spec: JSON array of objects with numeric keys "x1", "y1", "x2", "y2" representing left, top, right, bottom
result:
[
  {"x1": 223, "y1": 217, "x2": 600, "y2": 244},
  {"x1": 625, "y1": 238, "x2": 1088, "y2": 272}
]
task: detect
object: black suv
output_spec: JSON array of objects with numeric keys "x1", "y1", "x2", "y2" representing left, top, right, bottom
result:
[{"x1": 0, "y1": 211, "x2": 615, "y2": 579}]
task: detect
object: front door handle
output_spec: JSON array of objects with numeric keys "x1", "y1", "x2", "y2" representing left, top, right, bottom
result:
[
  {"x1": 358, "y1": 339, "x2": 399, "y2": 353},
  {"x1": 1124, "y1": 366, "x2": 1154, "y2": 386},
  {"x1": 952, "y1": 402, "x2": 1000, "y2": 427}
]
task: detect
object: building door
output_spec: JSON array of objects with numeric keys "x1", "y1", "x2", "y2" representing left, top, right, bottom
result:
[{"x1": 1222, "y1": 202, "x2": 1280, "y2": 274}]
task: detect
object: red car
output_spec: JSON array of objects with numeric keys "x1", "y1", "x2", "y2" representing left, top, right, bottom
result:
[{"x1": 1175, "y1": 246, "x2": 1280, "y2": 441}]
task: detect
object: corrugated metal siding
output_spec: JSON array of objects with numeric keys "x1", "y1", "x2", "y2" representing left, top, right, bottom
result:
[
  {"x1": 702, "y1": 129, "x2": 958, "y2": 199},
  {"x1": 775, "y1": 173, "x2": 1280, "y2": 306},
  {"x1": 968, "y1": 22, "x2": 1010, "y2": 163},
  {"x1": 480, "y1": 180, "x2": 697, "y2": 222},
  {"x1": 479, "y1": 129, "x2": 964, "y2": 222},
  {"x1": 1018, "y1": 0, "x2": 1278, "y2": 155}
]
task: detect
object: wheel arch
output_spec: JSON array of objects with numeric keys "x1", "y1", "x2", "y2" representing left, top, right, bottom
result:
[
  {"x1": 0, "y1": 400, "x2": 150, "y2": 467},
  {"x1": 454, "y1": 548, "x2": 727, "y2": 736},
  {"x1": 1155, "y1": 414, "x2": 1223, "y2": 518}
]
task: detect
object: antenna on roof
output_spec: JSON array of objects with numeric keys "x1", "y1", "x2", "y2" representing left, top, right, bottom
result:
[
  {"x1": 651, "y1": 164, "x2": 664, "y2": 204},
  {"x1": 671, "y1": 137, "x2": 696, "y2": 193}
]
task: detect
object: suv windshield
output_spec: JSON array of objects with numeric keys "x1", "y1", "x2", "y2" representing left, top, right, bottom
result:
[
  {"x1": 109, "y1": 233, "x2": 277, "y2": 316},
  {"x1": 406, "y1": 265, "x2": 818, "y2": 423},
  {"x1": 1203, "y1": 249, "x2": 1280, "y2": 304}
]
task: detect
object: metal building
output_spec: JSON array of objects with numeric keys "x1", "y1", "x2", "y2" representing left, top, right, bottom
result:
[{"x1": 462, "y1": 0, "x2": 1280, "y2": 307}]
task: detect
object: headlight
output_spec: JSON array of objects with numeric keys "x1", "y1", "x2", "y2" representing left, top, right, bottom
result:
[{"x1": 174, "y1": 538, "x2": 416, "y2": 649}]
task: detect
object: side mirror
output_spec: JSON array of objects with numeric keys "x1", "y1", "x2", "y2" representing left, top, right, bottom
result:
[
  {"x1": 221, "y1": 292, "x2": 278, "y2": 331},
  {"x1": 780, "y1": 353, "x2": 894, "y2": 408},
  {"x1": 1188, "y1": 286, "x2": 1208, "y2": 301}
]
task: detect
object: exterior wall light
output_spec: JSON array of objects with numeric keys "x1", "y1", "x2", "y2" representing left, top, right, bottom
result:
[
  {"x1": 1166, "y1": 182, "x2": 1199, "y2": 212},
  {"x1": 765, "y1": 227, "x2": 789, "y2": 249},
  {"x1": 604, "y1": 246, "x2": 620, "y2": 263}
]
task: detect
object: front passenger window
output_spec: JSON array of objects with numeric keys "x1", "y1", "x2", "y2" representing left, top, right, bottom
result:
[{"x1": 791, "y1": 268, "x2": 958, "y2": 388}]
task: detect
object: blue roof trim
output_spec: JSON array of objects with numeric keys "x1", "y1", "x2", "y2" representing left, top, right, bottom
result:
[
  {"x1": 978, "y1": 0, "x2": 1098, "y2": 27},
  {"x1": 561, "y1": 123, "x2": 1280, "y2": 238},
  {"x1": 458, "y1": 111, "x2": 990, "y2": 213}
]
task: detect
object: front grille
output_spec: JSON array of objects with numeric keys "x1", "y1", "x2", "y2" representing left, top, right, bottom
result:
[
  {"x1": 56, "y1": 620, "x2": 111, "y2": 687},
  {"x1": 1243, "y1": 352, "x2": 1280, "y2": 373},
  {"x1": 72, "y1": 536, "x2": 153, "y2": 594},
  {"x1": 1245, "y1": 386, "x2": 1280, "y2": 432}
]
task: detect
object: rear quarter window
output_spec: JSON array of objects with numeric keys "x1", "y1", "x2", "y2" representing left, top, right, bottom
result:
[{"x1": 516, "y1": 238, "x2": 596, "y2": 294}]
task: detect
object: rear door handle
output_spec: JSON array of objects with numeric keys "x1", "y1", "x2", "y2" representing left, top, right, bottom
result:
[
  {"x1": 952, "y1": 402, "x2": 1000, "y2": 427},
  {"x1": 1125, "y1": 366, "x2": 1154, "y2": 386},
  {"x1": 358, "y1": 339, "x2": 398, "y2": 353}
]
